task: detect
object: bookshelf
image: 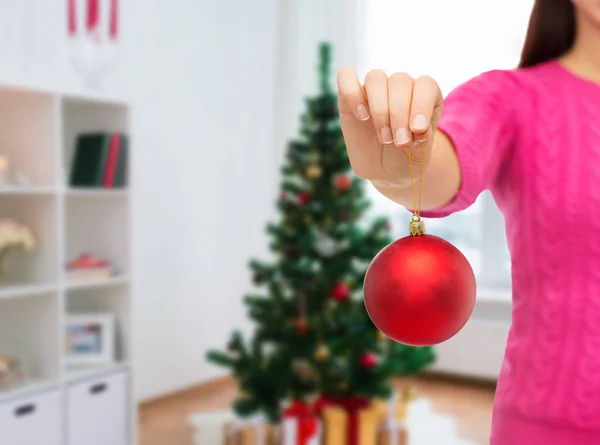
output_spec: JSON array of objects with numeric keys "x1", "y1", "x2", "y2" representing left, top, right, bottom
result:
[{"x1": 0, "y1": 84, "x2": 134, "y2": 445}]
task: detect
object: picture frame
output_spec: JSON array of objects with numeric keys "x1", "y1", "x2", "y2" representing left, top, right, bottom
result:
[{"x1": 65, "y1": 314, "x2": 115, "y2": 366}]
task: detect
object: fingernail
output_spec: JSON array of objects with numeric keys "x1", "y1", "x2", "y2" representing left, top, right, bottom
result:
[
  {"x1": 380, "y1": 126, "x2": 393, "y2": 144},
  {"x1": 356, "y1": 104, "x2": 370, "y2": 121},
  {"x1": 395, "y1": 127, "x2": 411, "y2": 145},
  {"x1": 412, "y1": 114, "x2": 427, "y2": 130}
]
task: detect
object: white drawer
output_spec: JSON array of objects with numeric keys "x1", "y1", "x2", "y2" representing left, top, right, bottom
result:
[
  {"x1": 0, "y1": 388, "x2": 61, "y2": 445},
  {"x1": 66, "y1": 371, "x2": 129, "y2": 445}
]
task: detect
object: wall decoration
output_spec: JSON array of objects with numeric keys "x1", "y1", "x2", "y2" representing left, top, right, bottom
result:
[
  {"x1": 65, "y1": 313, "x2": 115, "y2": 366},
  {"x1": 67, "y1": 0, "x2": 119, "y2": 88}
]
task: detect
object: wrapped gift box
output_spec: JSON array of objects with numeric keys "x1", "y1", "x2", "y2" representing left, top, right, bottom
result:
[
  {"x1": 320, "y1": 399, "x2": 380, "y2": 445},
  {"x1": 223, "y1": 416, "x2": 279, "y2": 445}
]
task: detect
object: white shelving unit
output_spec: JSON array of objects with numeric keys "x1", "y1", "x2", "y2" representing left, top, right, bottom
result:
[{"x1": 0, "y1": 84, "x2": 134, "y2": 445}]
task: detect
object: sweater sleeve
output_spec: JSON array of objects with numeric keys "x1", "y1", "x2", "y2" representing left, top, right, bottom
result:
[{"x1": 420, "y1": 69, "x2": 519, "y2": 218}]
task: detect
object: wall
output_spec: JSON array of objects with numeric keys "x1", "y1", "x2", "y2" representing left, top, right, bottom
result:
[
  {"x1": 125, "y1": 0, "x2": 280, "y2": 401},
  {"x1": 0, "y1": 0, "x2": 281, "y2": 401}
]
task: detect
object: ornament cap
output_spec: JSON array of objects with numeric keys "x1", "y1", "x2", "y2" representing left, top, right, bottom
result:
[{"x1": 409, "y1": 215, "x2": 426, "y2": 236}]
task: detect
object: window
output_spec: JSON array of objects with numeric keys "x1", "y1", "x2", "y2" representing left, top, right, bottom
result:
[{"x1": 360, "y1": 0, "x2": 534, "y2": 291}]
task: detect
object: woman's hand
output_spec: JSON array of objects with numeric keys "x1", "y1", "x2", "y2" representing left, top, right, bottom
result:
[{"x1": 337, "y1": 67, "x2": 444, "y2": 189}]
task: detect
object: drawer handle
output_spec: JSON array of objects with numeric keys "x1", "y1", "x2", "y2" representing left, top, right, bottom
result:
[
  {"x1": 90, "y1": 383, "x2": 108, "y2": 395},
  {"x1": 14, "y1": 404, "x2": 36, "y2": 417}
]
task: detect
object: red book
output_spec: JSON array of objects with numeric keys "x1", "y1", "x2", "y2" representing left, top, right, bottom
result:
[{"x1": 102, "y1": 133, "x2": 121, "y2": 187}]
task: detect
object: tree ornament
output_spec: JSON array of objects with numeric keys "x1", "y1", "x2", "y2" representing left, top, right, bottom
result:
[
  {"x1": 292, "y1": 359, "x2": 319, "y2": 383},
  {"x1": 363, "y1": 136, "x2": 476, "y2": 346},
  {"x1": 314, "y1": 344, "x2": 330, "y2": 362},
  {"x1": 298, "y1": 192, "x2": 312, "y2": 205},
  {"x1": 315, "y1": 232, "x2": 336, "y2": 257},
  {"x1": 306, "y1": 164, "x2": 322, "y2": 179},
  {"x1": 262, "y1": 341, "x2": 277, "y2": 356},
  {"x1": 330, "y1": 283, "x2": 350, "y2": 302},
  {"x1": 296, "y1": 318, "x2": 308, "y2": 335},
  {"x1": 335, "y1": 175, "x2": 352, "y2": 192},
  {"x1": 360, "y1": 352, "x2": 378, "y2": 369},
  {"x1": 376, "y1": 330, "x2": 387, "y2": 342}
]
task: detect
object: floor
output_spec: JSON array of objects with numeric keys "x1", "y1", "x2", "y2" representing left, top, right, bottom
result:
[{"x1": 139, "y1": 375, "x2": 495, "y2": 445}]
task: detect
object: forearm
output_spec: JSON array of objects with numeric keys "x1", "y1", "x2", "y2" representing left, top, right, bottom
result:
[{"x1": 371, "y1": 131, "x2": 461, "y2": 211}]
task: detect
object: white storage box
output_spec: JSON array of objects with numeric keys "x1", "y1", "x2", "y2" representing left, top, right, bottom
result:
[
  {"x1": 66, "y1": 370, "x2": 129, "y2": 445},
  {"x1": 0, "y1": 387, "x2": 61, "y2": 445}
]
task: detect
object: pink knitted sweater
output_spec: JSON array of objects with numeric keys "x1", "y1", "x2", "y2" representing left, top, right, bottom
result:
[{"x1": 424, "y1": 60, "x2": 600, "y2": 444}]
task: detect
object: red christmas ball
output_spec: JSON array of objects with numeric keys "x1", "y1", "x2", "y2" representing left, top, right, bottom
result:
[
  {"x1": 360, "y1": 352, "x2": 378, "y2": 368},
  {"x1": 296, "y1": 318, "x2": 308, "y2": 335},
  {"x1": 364, "y1": 234, "x2": 476, "y2": 346},
  {"x1": 330, "y1": 283, "x2": 350, "y2": 301},
  {"x1": 335, "y1": 175, "x2": 352, "y2": 192},
  {"x1": 298, "y1": 192, "x2": 312, "y2": 205}
]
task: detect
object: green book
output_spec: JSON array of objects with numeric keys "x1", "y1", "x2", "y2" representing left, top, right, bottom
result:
[
  {"x1": 69, "y1": 133, "x2": 111, "y2": 187},
  {"x1": 113, "y1": 134, "x2": 129, "y2": 188}
]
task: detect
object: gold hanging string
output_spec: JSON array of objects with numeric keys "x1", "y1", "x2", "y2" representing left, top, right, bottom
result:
[{"x1": 407, "y1": 134, "x2": 426, "y2": 236}]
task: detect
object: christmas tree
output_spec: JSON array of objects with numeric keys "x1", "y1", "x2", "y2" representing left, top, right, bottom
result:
[{"x1": 207, "y1": 42, "x2": 435, "y2": 423}]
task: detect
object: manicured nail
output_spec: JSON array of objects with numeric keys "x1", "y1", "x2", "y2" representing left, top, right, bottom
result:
[
  {"x1": 395, "y1": 127, "x2": 411, "y2": 145},
  {"x1": 412, "y1": 114, "x2": 427, "y2": 130},
  {"x1": 356, "y1": 104, "x2": 370, "y2": 121},
  {"x1": 380, "y1": 126, "x2": 393, "y2": 144}
]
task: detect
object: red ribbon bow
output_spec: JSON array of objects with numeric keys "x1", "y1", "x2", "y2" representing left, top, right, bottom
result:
[{"x1": 283, "y1": 401, "x2": 319, "y2": 445}]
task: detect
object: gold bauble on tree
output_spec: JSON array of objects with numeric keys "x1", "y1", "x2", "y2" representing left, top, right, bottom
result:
[
  {"x1": 306, "y1": 164, "x2": 322, "y2": 179},
  {"x1": 314, "y1": 344, "x2": 330, "y2": 361}
]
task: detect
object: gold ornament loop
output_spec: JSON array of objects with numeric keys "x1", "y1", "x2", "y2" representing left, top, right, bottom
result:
[{"x1": 407, "y1": 135, "x2": 427, "y2": 236}]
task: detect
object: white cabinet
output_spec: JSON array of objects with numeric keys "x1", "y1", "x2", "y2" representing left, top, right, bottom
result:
[
  {"x1": 0, "y1": 388, "x2": 61, "y2": 445},
  {"x1": 66, "y1": 371, "x2": 129, "y2": 445}
]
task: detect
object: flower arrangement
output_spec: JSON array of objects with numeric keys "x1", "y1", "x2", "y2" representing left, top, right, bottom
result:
[{"x1": 0, "y1": 219, "x2": 35, "y2": 276}]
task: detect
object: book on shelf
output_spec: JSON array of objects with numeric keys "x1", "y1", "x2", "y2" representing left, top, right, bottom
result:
[
  {"x1": 65, "y1": 253, "x2": 117, "y2": 283},
  {"x1": 69, "y1": 132, "x2": 128, "y2": 188}
]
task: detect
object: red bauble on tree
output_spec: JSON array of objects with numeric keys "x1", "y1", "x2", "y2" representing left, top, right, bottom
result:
[
  {"x1": 364, "y1": 231, "x2": 476, "y2": 346},
  {"x1": 335, "y1": 175, "x2": 352, "y2": 192},
  {"x1": 330, "y1": 283, "x2": 350, "y2": 302},
  {"x1": 298, "y1": 192, "x2": 312, "y2": 205},
  {"x1": 295, "y1": 318, "x2": 308, "y2": 335},
  {"x1": 359, "y1": 352, "x2": 378, "y2": 369}
]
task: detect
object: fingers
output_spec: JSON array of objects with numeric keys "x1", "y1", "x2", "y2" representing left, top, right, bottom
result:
[
  {"x1": 388, "y1": 73, "x2": 414, "y2": 147},
  {"x1": 410, "y1": 76, "x2": 444, "y2": 135},
  {"x1": 364, "y1": 70, "x2": 393, "y2": 145},
  {"x1": 337, "y1": 67, "x2": 370, "y2": 121},
  {"x1": 337, "y1": 67, "x2": 382, "y2": 179}
]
